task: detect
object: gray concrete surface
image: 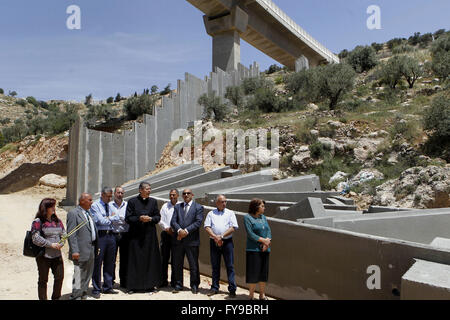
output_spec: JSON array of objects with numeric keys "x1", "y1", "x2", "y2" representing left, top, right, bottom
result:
[
  {"x1": 155, "y1": 169, "x2": 274, "y2": 199},
  {"x1": 150, "y1": 195, "x2": 450, "y2": 300},
  {"x1": 333, "y1": 209, "x2": 450, "y2": 244},
  {"x1": 206, "y1": 191, "x2": 339, "y2": 203},
  {"x1": 273, "y1": 197, "x2": 326, "y2": 220},
  {"x1": 401, "y1": 259, "x2": 450, "y2": 300}
]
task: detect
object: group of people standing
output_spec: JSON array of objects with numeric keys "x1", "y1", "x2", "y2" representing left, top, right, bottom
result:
[{"x1": 30, "y1": 182, "x2": 272, "y2": 300}]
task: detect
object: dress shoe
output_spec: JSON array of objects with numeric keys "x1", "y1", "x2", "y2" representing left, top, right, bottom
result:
[
  {"x1": 191, "y1": 286, "x2": 199, "y2": 294},
  {"x1": 229, "y1": 291, "x2": 236, "y2": 298},
  {"x1": 103, "y1": 289, "x2": 119, "y2": 294},
  {"x1": 159, "y1": 281, "x2": 169, "y2": 288},
  {"x1": 172, "y1": 286, "x2": 182, "y2": 293},
  {"x1": 207, "y1": 289, "x2": 218, "y2": 297},
  {"x1": 127, "y1": 290, "x2": 135, "y2": 295},
  {"x1": 91, "y1": 293, "x2": 101, "y2": 299}
]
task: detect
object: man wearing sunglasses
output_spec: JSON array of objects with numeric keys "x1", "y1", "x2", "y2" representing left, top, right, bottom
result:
[{"x1": 170, "y1": 188, "x2": 204, "y2": 294}]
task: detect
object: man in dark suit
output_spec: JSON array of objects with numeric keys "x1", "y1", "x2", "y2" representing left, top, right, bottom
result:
[
  {"x1": 170, "y1": 188, "x2": 204, "y2": 294},
  {"x1": 67, "y1": 193, "x2": 98, "y2": 300}
]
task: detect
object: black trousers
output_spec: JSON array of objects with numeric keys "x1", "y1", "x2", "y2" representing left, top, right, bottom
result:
[
  {"x1": 36, "y1": 255, "x2": 64, "y2": 300},
  {"x1": 172, "y1": 243, "x2": 200, "y2": 289},
  {"x1": 160, "y1": 231, "x2": 175, "y2": 286},
  {"x1": 113, "y1": 232, "x2": 129, "y2": 288}
]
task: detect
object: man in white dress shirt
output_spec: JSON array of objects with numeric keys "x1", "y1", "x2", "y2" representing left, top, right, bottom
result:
[
  {"x1": 109, "y1": 186, "x2": 129, "y2": 289},
  {"x1": 204, "y1": 194, "x2": 238, "y2": 297},
  {"x1": 158, "y1": 189, "x2": 179, "y2": 288}
]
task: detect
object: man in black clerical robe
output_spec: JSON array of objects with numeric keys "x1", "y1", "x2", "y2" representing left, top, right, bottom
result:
[{"x1": 125, "y1": 182, "x2": 162, "y2": 294}]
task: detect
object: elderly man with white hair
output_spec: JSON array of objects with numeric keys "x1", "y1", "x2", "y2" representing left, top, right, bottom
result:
[{"x1": 204, "y1": 194, "x2": 239, "y2": 297}]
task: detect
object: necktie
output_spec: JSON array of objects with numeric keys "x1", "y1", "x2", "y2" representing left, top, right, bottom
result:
[
  {"x1": 104, "y1": 203, "x2": 109, "y2": 217},
  {"x1": 184, "y1": 203, "x2": 189, "y2": 218}
]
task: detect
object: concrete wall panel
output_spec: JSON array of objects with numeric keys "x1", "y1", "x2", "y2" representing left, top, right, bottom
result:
[
  {"x1": 111, "y1": 133, "x2": 124, "y2": 188},
  {"x1": 151, "y1": 196, "x2": 450, "y2": 300},
  {"x1": 86, "y1": 129, "x2": 101, "y2": 194},
  {"x1": 135, "y1": 122, "x2": 147, "y2": 178},
  {"x1": 124, "y1": 130, "x2": 136, "y2": 183},
  {"x1": 100, "y1": 132, "x2": 113, "y2": 189}
]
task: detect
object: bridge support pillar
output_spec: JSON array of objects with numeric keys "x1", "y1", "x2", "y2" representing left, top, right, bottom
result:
[
  {"x1": 295, "y1": 55, "x2": 310, "y2": 72},
  {"x1": 212, "y1": 30, "x2": 240, "y2": 72},
  {"x1": 203, "y1": 6, "x2": 248, "y2": 72}
]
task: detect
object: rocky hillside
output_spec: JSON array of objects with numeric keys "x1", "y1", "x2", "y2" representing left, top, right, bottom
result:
[{"x1": 0, "y1": 31, "x2": 449, "y2": 209}]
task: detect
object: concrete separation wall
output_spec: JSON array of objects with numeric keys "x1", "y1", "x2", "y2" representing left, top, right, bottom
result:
[
  {"x1": 165, "y1": 169, "x2": 274, "y2": 199},
  {"x1": 65, "y1": 64, "x2": 259, "y2": 204},
  {"x1": 206, "y1": 191, "x2": 339, "y2": 203},
  {"x1": 333, "y1": 209, "x2": 450, "y2": 244},
  {"x1": 149, "y1": 195, "x2": 450, "y2": 299},
  {"x1": 401, "y1": 259, "x2": 450, "y2": 300}
]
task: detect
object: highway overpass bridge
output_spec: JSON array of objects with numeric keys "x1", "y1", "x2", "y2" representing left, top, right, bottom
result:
[{"x1": 187, "y1": 0, "x2": 339, "y2": 72}]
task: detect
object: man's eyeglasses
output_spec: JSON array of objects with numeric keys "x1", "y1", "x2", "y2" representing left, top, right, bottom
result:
[{"x1": 183, "y1": 192, "x2": 192, "y2": 195}]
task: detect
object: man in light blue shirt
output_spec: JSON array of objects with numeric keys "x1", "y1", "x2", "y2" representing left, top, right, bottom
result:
[
  {"x1": 109, "y1": 186, "x2": 128, "y2": 289},
  {"x1": 90, "y1": 187, "x2": 120, "y2": 297},
  {"x1": 204, "y1": 194, "x2": 238, "y2": 297}
]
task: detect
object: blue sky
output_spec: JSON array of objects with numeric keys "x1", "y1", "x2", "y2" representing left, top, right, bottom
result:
[{"x1": 0, "y1": 0, "x2": 449, "y2": 101}]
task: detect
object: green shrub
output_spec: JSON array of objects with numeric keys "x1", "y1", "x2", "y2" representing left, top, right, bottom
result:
[
  {"x1": 371, "y1": 42, "x2": 384, "y2": 52},
  {"x1": 198, "y1": 92, "x2": 228, "y2": 122},
  {"x1": 225, "y1": 86, "x2": 245, "y2": 110},
  {"x1": 123, "y1": 94, "x2": 158, "y2": 120},
  {"x1": 241, "y1": 77, "x2": 272, "y2": 95},
  {"x1": 309, "y1": 142, "x2": 326, "y2": 159},
  {"x1": 422, "y1": 94, "x2": 450, "y2": 161},
  {"x1": 434, "y1": 29, "x2": 446, "y2": 39},
  {"x1": 432, "y1": 51, "x2": 450, "y2": 80},
  {"x1": 106, "y1": 97, "x2": 114, "y2": 104},
  {"x1": 266, "y1": 64, "x2": 282, "y2": 74},
  {"x1": 347, "y1": 45, "x2": 378, "y2": 73},
  {"x1": 0, "y1": 118, "x2": 10, "y2": 125},
  {"x1": 376, "y1": 56, "x2": 403, "y2": 89},
  {"x1": 86, "y1": 104, "x2": 118, "y2": 125},
  {"x1": 398, "y1": 55, "x2": 423, "y2": 88},
  {"x1": 246, "y1": 87, "x2": 290, "y2": 113},
  {"x1": 16, "y1": 99, "x2": 27, "y2": 107},
  {"x1": 392, "y1": 44, "x2": 415, "y2": 55},
  {"x1": 338, "y1": 49, "x2": 349, "y2": 59},
  {"x1": 387, "y1": 38, "x2": 406, "y2": 50},
  {"x1": 26, "y1": 96, "x2": 39, "y2": 107},
  {"x1": 274, "y1": 76, "x2": 284, "y2": 85},
  {"x1": 424, "y1": 95, "x2": 450, "y2": 139},
  {"x1": 150, "y1": 86, "x2": 159, "y2": 95},
  {"x1": 8, "y1": 90, "x2": 17, "y2": 97},
  {"x1": 85, "y1": 93, "x2": 93, "y2": 106},
  {"x1": 431, "y1": 34, "x2": 450, "y2": 80},
  {"x1": 160, "y1": 84, "x2": 171, "y2": 95},
  {"x1": 0, "y1": 88, "x2": 4, "y2": 94},
  {"x1": 316, "y1": 63, "x2": 356, "y2": 110},
  {"x1": 114, "y1": 93, "x2": 122, "y2": 102}
]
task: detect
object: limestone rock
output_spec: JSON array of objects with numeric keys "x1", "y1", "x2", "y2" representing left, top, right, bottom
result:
[
  {"x1": 292, "y1": 149, "x2": 313, "y2": 170},
  {"x1": 39, "y1": 174, "x2": 67, "y2": 188},
  {"x1": 307, "y1": 103, "x2": 319, "y2": 112},
  {"x1": 373, "y1": 166, "x2": 450, "y2": 209},
  {"x1": 353, "y1": 137, "x2": 385, "y2": 161}
]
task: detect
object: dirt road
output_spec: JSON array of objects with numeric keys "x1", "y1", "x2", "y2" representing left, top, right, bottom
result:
[{"x1": 0, "y1": 186, "x2": 259, "y2": 300}]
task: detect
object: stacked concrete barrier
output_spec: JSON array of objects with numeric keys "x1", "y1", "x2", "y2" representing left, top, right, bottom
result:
[{"x1": 65, "y1": 63, "x2": 259, "y2": 205}]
